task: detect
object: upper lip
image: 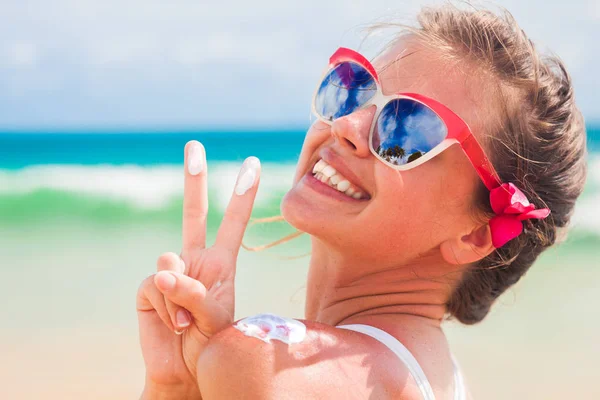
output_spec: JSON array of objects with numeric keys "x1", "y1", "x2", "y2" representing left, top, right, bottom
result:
[{"x1": 316, "y1": 148, "x2": 370, "y2": 196}]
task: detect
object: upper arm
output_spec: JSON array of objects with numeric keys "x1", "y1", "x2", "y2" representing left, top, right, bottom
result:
[{"x1": 196, "y1": 319, "x2": 417, "y2": 400}]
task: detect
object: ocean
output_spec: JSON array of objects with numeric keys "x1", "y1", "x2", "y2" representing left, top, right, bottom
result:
[{"x1": 1, "y1": 129, "x2": 599, "y2": 400}]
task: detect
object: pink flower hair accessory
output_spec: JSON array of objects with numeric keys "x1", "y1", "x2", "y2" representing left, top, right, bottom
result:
[{"x1": 489, "y1": 183, "x2": 550, "y2": 248}]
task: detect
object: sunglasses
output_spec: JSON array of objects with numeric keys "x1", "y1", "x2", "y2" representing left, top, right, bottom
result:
[{"x1": 311, "y1": 47, "x2": 502, "y2": 191}]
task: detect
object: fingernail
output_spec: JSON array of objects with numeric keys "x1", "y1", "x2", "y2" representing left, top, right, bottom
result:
[
  {"x1": 176, "y1": 309, "x2": 191, "y2": 328},
  {"x1": 174, "y1": 329, "x2": 185, "y2": 335},
  {"x1": 156, "y1": 271, "x2": 176, "y2": 291},
  {"x1": 187, "y1": 142, "x2": 204, "y2": 176},
  {"x1": 235, "y1": 156, "x2": 260, "y2": 196}
]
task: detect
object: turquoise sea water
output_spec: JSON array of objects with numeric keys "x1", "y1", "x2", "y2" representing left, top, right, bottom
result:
[
  {"x1": 0, "y1": 131, "x2": 304, "y2": 225},
  {"x1": 1, "y1": 129, "x2": 599, "y2": 399}
]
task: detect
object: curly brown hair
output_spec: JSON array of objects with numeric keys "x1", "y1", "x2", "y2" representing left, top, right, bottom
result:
[{"x1": 404, "y1": 4, "x2": 588, "y2": 324}]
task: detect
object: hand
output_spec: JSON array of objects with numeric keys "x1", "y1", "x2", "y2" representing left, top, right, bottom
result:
[{"x1": 136, "y1": 141, "x2": 261, "y2": 397}]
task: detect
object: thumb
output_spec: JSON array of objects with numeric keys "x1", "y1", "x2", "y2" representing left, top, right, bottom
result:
[{"x1": 154, "y1": 271, "x2": 232, "y2": 336}]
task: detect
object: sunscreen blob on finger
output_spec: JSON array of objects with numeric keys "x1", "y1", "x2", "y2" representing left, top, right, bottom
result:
[
  {"x1": 235, "y1": 157, "x2": 260, "y2": 195},
  {"x1": 188, "y1": 142, "x2": 205, "y2": 176}
]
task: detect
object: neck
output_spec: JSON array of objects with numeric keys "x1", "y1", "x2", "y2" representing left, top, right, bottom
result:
[{"x1": 305, "y1": 237, "x2": 462, "y2": 328}]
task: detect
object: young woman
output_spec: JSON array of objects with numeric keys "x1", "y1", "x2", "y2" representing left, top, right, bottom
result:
[{"x1": 136, "y1": 5, "x2": 587, "y2": 399}]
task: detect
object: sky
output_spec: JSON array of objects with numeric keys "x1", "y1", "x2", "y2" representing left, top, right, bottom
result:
[{"x1": 0, "y1": 0, "x2": 598, "y2": 130}]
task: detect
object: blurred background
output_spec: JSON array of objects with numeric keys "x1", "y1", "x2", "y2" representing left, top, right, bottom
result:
[{"x1": 0, "y1": 0, "x2": 598, "y2": 399}]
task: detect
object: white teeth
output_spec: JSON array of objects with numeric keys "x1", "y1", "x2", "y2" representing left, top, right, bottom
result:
[
  {"x1": 313, "y1": 159, "x2": 326, "y2": 174},
  {"x1": 312, "y1": 159, "x2": 367, "y2": 200},
  {"x1": 329, "y1": 174, "x2": 341, "y2": 185},
  {"x1": 337, "y1": 180, "x2": 350, "y2": 192},
  {"x1": 322, "y1": 165, "x2": 336, "y2": 178}
]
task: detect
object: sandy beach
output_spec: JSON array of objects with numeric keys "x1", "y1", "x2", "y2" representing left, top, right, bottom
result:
[{"x1": 1, "y1": 221, "x2": 598, "y2": 399}]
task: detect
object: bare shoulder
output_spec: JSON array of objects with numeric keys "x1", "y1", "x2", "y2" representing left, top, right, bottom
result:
[{"x1": 196, "y1": 314, "x2": 423, "y2": 400}]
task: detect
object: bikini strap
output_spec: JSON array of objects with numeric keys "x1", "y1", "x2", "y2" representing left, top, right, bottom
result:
[
  {"x1": 338, "y1": 324, "x2": 436, "y2": 400},
  {"x1": 450, "y1": 355, "x2": 467, "y2": 400}
]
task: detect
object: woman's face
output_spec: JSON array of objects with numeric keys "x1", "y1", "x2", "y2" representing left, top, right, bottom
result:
[{"x1": 281, "y1": 37, "x2": 492, "y2": 266}]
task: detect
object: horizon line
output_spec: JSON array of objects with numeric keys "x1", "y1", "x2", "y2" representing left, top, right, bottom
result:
[
  {"x1": 2, "y1": 123, "x2": 600, "y2": 134},
  {"x1": 0, "y1": 126, "x2": 312, "y2": 134}
]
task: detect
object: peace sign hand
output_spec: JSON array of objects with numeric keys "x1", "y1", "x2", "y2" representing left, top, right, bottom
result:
[{"x1": 137, "y1": 141, "x2": 261, "y2": 397}]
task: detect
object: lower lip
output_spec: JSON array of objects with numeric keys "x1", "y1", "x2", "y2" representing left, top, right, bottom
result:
[{"x1": 302, "y1": 171, "x2": 368, "y2": 202}]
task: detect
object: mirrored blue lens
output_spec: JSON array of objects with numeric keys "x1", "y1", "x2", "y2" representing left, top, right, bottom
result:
[
  {"x1": 373, "y1": 99, "x2": 447, "y2": 166},
  {"x1": 314, "y1": 62, "x2": 377, "y2": 121}
]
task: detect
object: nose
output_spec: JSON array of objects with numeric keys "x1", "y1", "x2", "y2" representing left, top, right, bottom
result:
[{"x1": 330, "y1": 105, "x2": 376, "y2": 158}]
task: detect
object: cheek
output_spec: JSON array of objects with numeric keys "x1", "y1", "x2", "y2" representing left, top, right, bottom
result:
[
  {"x1": 368, "y1": 191, "x2": 442, "y2": 253},
  {"x1": 365, "y1": 160, "x2": 476, "y2": 252},
  {"x1": 344, "y1": 167, "x2": 443, "y2": 257}
]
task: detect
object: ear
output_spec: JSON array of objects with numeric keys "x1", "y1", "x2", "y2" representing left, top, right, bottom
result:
[{"x1": 440, "y1": 223, "x2": 495, "y2": 265}]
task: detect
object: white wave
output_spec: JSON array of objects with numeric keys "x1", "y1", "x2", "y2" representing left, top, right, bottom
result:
[
  {"x1": 570, "y1": 155, "x2": 600, "y2": 235},
  {"x1": 571, "y1": 196, "x2": 600, "y2": 236},
  {"x1": 0, "y1": 163, "x2": 296, "y2": 210},
  {"x1": 1, "y1": 155, "x2": 598, "y2": 235}
]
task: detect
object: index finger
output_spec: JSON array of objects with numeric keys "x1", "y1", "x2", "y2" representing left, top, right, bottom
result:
[
  {"x1": 214, "y1": 156, "x2": 261, "y2": 256},
  {"x1": 182, "y1": 140, "x2": 209, "y2": 251}
]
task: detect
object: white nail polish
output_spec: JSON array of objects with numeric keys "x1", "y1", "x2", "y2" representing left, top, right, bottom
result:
[
  {"x1": 187, "y1": 142, "x2": 204, "y2": 176},
  {"x1": 235, "y1": 157, "x2": 260, "y2": 196}
]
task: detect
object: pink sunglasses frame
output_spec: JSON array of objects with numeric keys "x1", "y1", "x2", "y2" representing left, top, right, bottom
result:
[{"x1": 311, "y1": 47, "x2": 503, "y2": 191}]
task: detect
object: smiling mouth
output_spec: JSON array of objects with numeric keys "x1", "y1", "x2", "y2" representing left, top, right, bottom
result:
[{"x1": 311, "y1": 159, "x2": 369, "y2": 200}]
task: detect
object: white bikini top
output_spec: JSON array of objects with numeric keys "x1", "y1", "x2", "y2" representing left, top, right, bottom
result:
[{"x1": 337, "y1": 324, "x2": 466, "y2": 400}]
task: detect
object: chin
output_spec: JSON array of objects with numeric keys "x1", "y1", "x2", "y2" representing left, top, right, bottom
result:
[{"x1": 281, "y1": 186, "x2": 331, "y2": 237}]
